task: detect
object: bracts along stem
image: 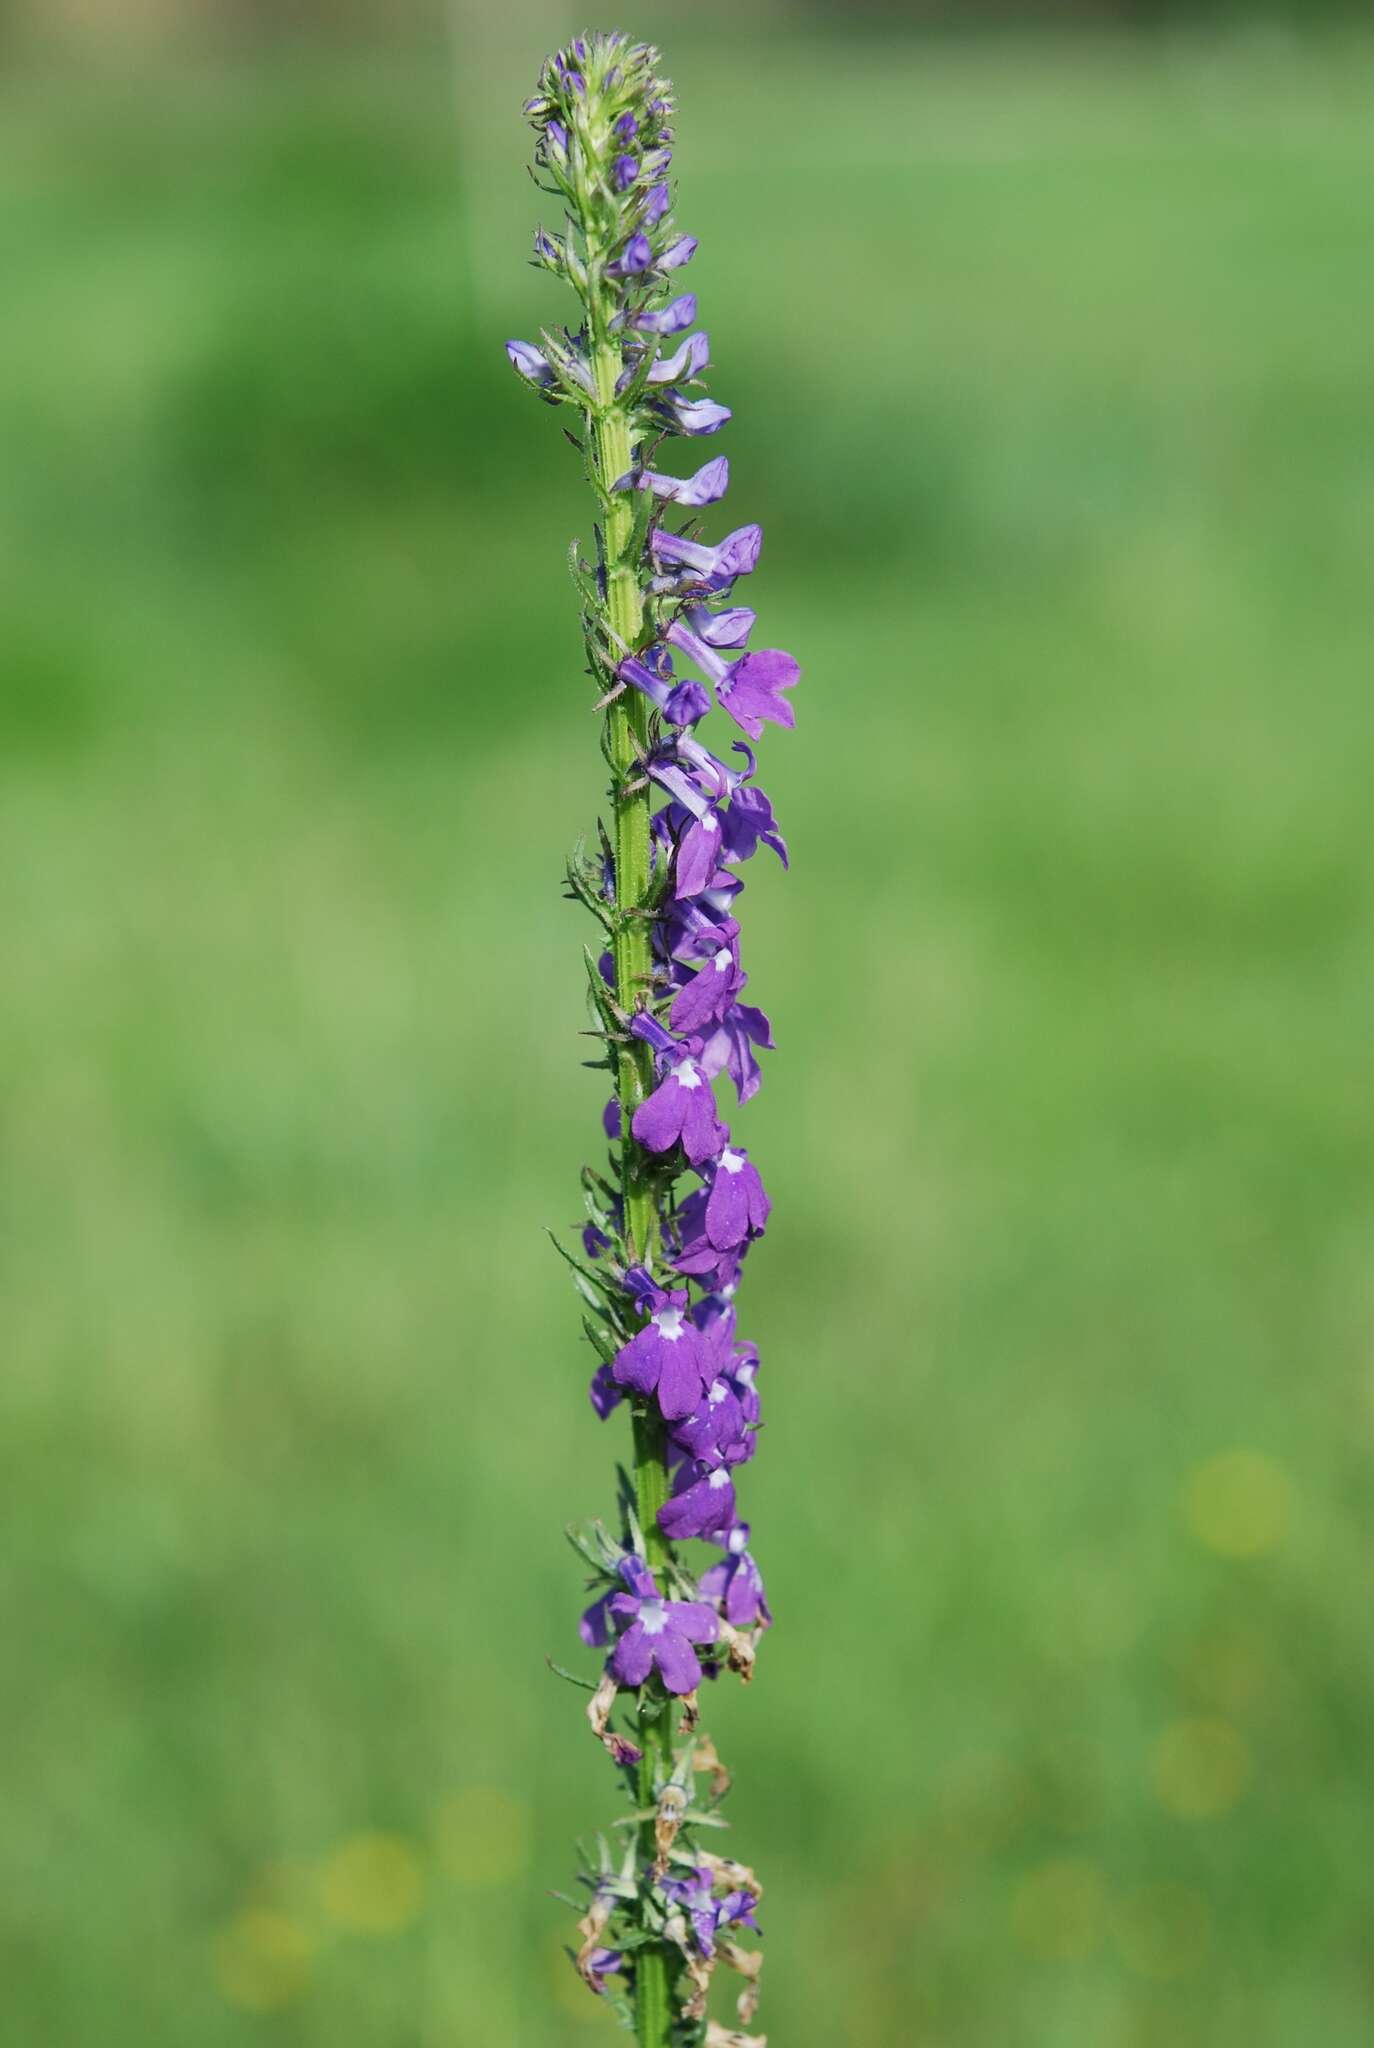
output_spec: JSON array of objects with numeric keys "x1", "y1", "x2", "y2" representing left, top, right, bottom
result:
[{"x1": 506, "y1": 33, "x2": 798, "y2": 2047}]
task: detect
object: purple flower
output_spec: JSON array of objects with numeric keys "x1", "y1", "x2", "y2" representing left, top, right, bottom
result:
[
  {"x1": 720, "y1": 651, "x2": 794, "y2": 741},
  {"x1": 661, "y1": 1865, "x2": 720, "y2": 1954},
  {"x1": 693, "y1": 1306, "x2": 761, "y2": 1429},
  {"x1": 661, "y1": 1865, "x2": 761, "y2": 1958},
  {"x1": 719, "y1": 1887, "x2": 762, "y2": 1939},
  {"x1": 684, "y1": 602, "x2": 754, "y2": 646},
  {"x1": 580, "y1": 1589, "x2": 615, "y2": 1644},
  {"x1": 699, "y1": 1523, "x2": 772, "y2": 1629},
  {"x1": 717, "y1": 648, "x2": 799, "y2": 739},
  {"x1": 647, "y1": 751, "x2": 719, "y2": 822},
  {"x1": 670, "y1": 1376, "x2": 748, "y2": 1461},
  {"x1": 674, "y1": 733, "x2": 741, "y2": 803},
  {"x1": 696, "y1": 1000, "x2": 775, "y2": 1103},
  {"x1": 588, "y1": 1362, "x2": 623, "y2": 1419},
  {"x1": 696, "y1": 870, "x2": 744, "y2": 919},
  {"x1": 665, "y1": 679, "x2": 711, "y2": 729},
  {"x1": 663, "y1": 618, "x2": 798, "y2": 739},
  {"x1": 670, "y1": 900, "x2": 740, "y2": 960},
  {"x1": 612, "y1": 154, "x2": 638, "y2": 191},
  {"x1": 628, "y1": 1010, "x2": 676, "y2": 1056},
  {"x1": 620, "y1": 1262, "x2": 667, "y2": 1316},
  {"x1": 721, "y1": 781, "x2": 789, "y2": 867},
  {"x1": 659, "y1": 895, "x2": 738, "y2": 963},
  {"x1": 658, "y1": 1453, "x2": 738, "y2": 1540},
  {"x1": 643, "y1": 180, "x2": 672, "y2": 225},
  {"x1": 657, "y1": 234, "x2": 698, "y2": 271},
  {"x1": 655, "y1": 394, "x2": 731, "y2": 436},
  {"x1": 670, "y1": 807, "x2": 723, "y2": 896},
  {"x1": 705, "y1": 1146, "x2": 770, "y2": 1249},
  {"x1": 618, "y1": 655, "x2": 710, "y2": 733},
  {"x1": 629, "y1": 291, "x2": 696, "y2": 336},
  {"x1": 632, "y1": 1057, "x2": 727, "y2": 1166},
  {"x1": 506, "y1": 339, "x2": 553, "y2": 385},
  {"x1": 583, "y1": 1947, "x2": 623, "y2": 1990},
  {"x1": 631, "y1": 456, "x2": 728, "y2": 505},
  {"x1": 609, "y1": 233, "x2": 653, "y2": 277},
  {"x1": 647, "y1": 331, "x2": 712, "y2": 386},
  {"x1": 611, "y1": 1289, "x2": 710, "y2": 1419},
  {"x1": 669, "y1": 939, "x2": 745, "y2": 1035},
  {"x1": 614, "y1": 110, "x2": 638, "y2": 139},
  {"x1": 692, "y1": 1295, "x2": 739, "y2": 1365},
  {"x1": 653, "y1": 524, "x2": 762, "y2": 585},
  {"x1": 605, "y1": 1555, "x2": 717, "y2": 1693},
  {"x1": 725, "y1": 1341, "x2": 761, "y2": 1425},
  {"x1": 620, "y1": 654, "x2": 675, "y2": 712},
  {"x1": 672, "y1": 1237, "x2": 746, "y2": 1291},
  {"x1": 651, "y1": 738, "x2": 784, "y2": 871},
  {"x1": 663, "y1": 622, "x2": 733, "y2": 709},
  {"x1": 669, "y1": 1188, "x2": 748, "y2": 1289}
]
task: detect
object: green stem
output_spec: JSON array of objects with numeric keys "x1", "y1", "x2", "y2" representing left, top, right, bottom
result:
[{"x1": 591, "y1": 337, "x2": 676, "y2": 2048}]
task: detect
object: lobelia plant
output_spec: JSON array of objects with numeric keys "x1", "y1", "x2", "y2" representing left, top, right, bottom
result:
[{"x1": 506, "y1": 32, "x2": 798, "y2": 2048}]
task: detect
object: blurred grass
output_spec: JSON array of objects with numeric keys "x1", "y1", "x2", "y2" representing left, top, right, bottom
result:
[{"x1": 3, "y1": 22, "x2": 1374, "y2": 2047}]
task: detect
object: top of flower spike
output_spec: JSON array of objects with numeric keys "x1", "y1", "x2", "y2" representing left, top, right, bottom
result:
[{"x1": 523, "y1": 33, "x2": 675, "y2": 184}]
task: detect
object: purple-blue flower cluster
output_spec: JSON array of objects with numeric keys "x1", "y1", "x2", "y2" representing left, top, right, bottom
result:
[
  {"x1": 510, "y1": 28, "x2": 792, "y2": 1692},
  {"x1": 595, "y1": 378, "x2": 792, "y2": 1613},
  {"x1": 510, "y1": 33, "x2": 783, "y2": 2044}
]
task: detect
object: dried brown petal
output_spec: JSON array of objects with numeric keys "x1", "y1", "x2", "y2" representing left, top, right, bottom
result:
[
  {"x1": 587, "y1": 1672, "x2": 617, "y2": 1741},
  {"x1": 718, "y1": 1938, "x2": 764, "y2": 2023},
  {"x1": 654, "y1": 1780, "x2": 688, "y2": 1875},
  {"x1": 719, "y1": 1623, "x2": 756, "y2": 1682},
  {"x1": 700, "y1": 1850, "x2": 763, "y2": 1902},
  {"x1": 692, "y1": 1732, "x2": 732, "y2": 1801}
]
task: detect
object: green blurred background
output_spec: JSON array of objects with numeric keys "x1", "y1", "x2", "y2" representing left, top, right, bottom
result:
[{"x1": 4, "y1": 0, "x2": 1373, "y2": 2042}]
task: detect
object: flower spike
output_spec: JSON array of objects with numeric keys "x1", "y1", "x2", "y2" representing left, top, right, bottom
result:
[{"x1": 509, "y1": 31, "x2": 797, "y2": 2044}]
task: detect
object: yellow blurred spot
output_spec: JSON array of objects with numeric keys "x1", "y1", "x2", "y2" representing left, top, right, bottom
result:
[
  {"x1": 435, "y1": 1785, "x2": 529, "y2": 1888},
  {"x1": 243, "y1": 1858, "x2": 317, "y2": 1912},
  {"x1": 1179, "y1": 1623, "x2": 1273, "y2": 1714},
  {"x1": 1114, "y1": 1883, "x2": 1211, "y2": 1981},
  {"x1": 1010, "y1": 1858, "x2": 1106, "y2": 1963},
  {"x1": 1184, "y1": 1450, "x2": 1292, "y2": 1558},
  {"x1": 1152, "y1": 1717, "x2": 1250, "y2": 1819},
  {"x1": 211, "y1": 1909, "x2": 312, "y2": 2012},
  {"x1": 319, "y1": 1832, "x2": 425, "y2": 1935},
  {"x1": 936, "y1": 1754, "x2": 1038, "y2": 1854}
]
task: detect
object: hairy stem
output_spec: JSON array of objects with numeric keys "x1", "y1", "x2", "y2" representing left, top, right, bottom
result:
[{"x1": 591, "y1": 333, "x2": 676, "y2": 2048}]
